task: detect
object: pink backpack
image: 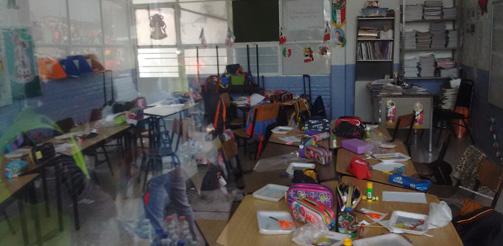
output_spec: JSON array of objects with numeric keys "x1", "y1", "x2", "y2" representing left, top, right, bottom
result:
[{"x1": 286, "y1": 183, "x2": 334, "y2": 209}]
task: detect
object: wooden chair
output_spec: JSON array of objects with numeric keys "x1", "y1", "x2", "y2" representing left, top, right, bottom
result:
[
  {"x1": 233, "y1": 103, "x2": 280, "y2": 160},
  {"x1": 219, "y1": 130, "x2": 244, "y2": 187}
]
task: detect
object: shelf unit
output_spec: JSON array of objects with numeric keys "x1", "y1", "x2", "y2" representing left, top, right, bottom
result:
[
  {"x1": 400, "y1": 0, "x2": 459, "y2": 80},
  {"x1": 355, "y1": 16, "x2": 396, "y2": 81}
]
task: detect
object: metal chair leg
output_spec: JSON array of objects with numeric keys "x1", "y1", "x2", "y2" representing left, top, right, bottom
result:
[
  {"x1": 2, "y1": 211, "x2": 16, "y2": 234},
  {"x1": 101, "y1": 145, "x2": 114, "y2": 176}
]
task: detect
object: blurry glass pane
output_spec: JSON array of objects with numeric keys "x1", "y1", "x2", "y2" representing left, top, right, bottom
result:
[
  {"x1": 133, "y1": 0, "x2": 176, "y2": 4},
  {"x1": 233, "y1": 45, "x2": 280, "y2": 74},
  {"x1": 103, "y1": 0, "x2": 131, "y2": 45},
  {"x1": 138, "y1": 48, "x2": 179, "y2": 77},
  {"x1": 69, "y1": 0, "x2": 103, "y2": 45},
  {"x1": 29, "y1": 0, "x2": 69, "y2": 45},
  {"x1": 135, "y1": 8, "x2": 176, "y2": 46},
  {"x1": 70, "y1": 47, "x2": 104, "y2": 62},
  {"x1": 184, "y1": 48, "x2": 226, "y2": 75},
  {"x1": 35, "y1": 47, "x2": 67, "y2": 59},
  {"x1": 180, "y1": 1, "x2": 227, "y2": 44},
  {"x1": 105, "y1": 47, "x2": 134, "y2": 71}
]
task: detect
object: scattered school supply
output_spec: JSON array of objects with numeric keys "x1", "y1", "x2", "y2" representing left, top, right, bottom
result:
[
  {"x1": 356, "y1": 208, "x2": 387, "y2": 221},
  {"x1": 372, "y1": 162, "x2": 405, "y2": 173},
  {"x1": 388, "y1": 211, "x2": 429, "y2": 235},
  {"x1": 257, "y1": 211, "x2": 295, "y2": 235},
  {"x1": 341, "y1": 139, "x2": 371, "y2": 154},
  {"x1": 347, "y1": 157, "x2": 372, "y2": 180},
  {"x1": 290, "y1": 198, "x2": 336, "y2": 230},
  {"x1": 372, "y1": 152, "x2": 411, "y2": 162},
  {"x1": 286, "y1": 162, "x2": 316, "y2": 177},
  {"x1": 336, "y1": 183, "x2": 362, "y2": 212},
  {"x1": 388, "y1": 173, "x2": 432, "y2": 192}
]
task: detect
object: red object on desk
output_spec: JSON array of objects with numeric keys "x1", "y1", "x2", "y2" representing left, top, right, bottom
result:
[{"x1": 348, "y1": 157, "x2": 372, "y2": 180}]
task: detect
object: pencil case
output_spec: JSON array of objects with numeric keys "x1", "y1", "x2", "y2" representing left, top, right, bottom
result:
[{"x1": 289, "y1": 198, "x2": 336, "y2": 230}]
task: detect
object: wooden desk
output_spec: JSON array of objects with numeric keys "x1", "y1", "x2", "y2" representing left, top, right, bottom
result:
[
  {"x1": 217, "y1": 178, "x2": 462, "y2": 246},
  {"x1": 326, "y1": 177, "x2": 462, "y2": 246},
  {"x1": 0, "y1": 174, "x2": 39, "y2": 204},
  {"x1": 144, "y1": 102, "x2": 195, "y2": 117},
  {"x1": 268, "y1": 129, "x2": 330, "y2": 149},
  {"x1": 335, "y1": 128, "x2": 417, "y2": 188}
]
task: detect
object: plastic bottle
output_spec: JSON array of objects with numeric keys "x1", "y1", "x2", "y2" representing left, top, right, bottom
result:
[
  {"x1": 366, "y1": 181, "x2": 373, "y2": 200},
  {"x1": 343, "y1": 238, "x2": 352, "y2": 246}
]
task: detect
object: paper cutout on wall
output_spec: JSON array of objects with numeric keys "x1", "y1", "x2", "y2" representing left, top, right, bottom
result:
[
  {"x1": 225, "y1": 27, "x2": 235, "y2": 47},
  {"x1": 282, "y1": 47, "x2": 292, "y2": 58},
  {"x1": 334, "y1": 28, "x2": 346, "y2": 47},
  {"x1": 199, "y1": 28, "x2": 207, "y2": 48},
  {"x1": 332, "y1": 0, "x2": 346, "y2": 28},
  {"x1": 3, "y1": 29, "x2": 41, "y2": 99},
  {"x1": 150, "y1": 14, "x2": 167, "y2": 40},
  {"x1": 319, "y1": 45, "x2": 329, "y2": 56},
  {"x1": 386, "y1": 99, "x2": 396, "y2": 123},
  {"x1": 414, "y1": 102, "x2": 424, "y2": 126},
  {"x1": 303, "y1": 47, "x2": 314, "y2": 63},
  {"x1": 323, "y1": 22, "x2": 331, "y2": 42},
  {"x1": 479, "y1": 0, "x2": 488, "y2": 15},
  {"x1": 279, "y1": 27, "x2": 287, "y2": 45}
]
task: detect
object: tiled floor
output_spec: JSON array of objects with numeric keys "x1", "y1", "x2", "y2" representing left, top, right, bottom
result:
[{"x1": 0, "y1": 129, "x2": 476, "y2": 246}]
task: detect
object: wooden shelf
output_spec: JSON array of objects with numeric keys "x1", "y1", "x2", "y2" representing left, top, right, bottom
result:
[
  {"x1": 404, "y1": 18, "x2": 457, "y2": 23},
  {"x1": 357, "y1": 38, "x2": 394, "y2": 41},
  {"x1": 358, "y1": 16, "x2": 395, "y2": 20},
  {"x1": 405, "y1": 77, "x2": 451, "y2": 80},
  {"x1": 357, "y1": 59, "x2": 393, "y2": 62},
  {"x1": 404, "y1": 48, "x2": 456, "y2": 52}
]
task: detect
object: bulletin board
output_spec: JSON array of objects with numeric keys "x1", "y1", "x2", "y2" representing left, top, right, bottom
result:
[
  {"x1": 489, "y1": 0, "x2": 503, "y2": 109},
  {"x1": 280, "y1": 0, "x2": 331, "y2": 75}
]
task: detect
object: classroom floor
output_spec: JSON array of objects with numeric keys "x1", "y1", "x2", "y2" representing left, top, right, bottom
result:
[{"x1": 0, "y1": 129, "x2": 473, "y2": 246}]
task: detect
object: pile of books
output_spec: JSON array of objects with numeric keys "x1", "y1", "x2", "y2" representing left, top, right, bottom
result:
[
  {"x1": 423, "y1": 1, "x2": 442, "y2": 20},
  {"x1": 357, "y1": 41, "x2": 393, "y2": 60},
  {"x1": 404, "y1": 30, "x2": 417, "y2": 49},
  {"x1": 405, "y1": 5, "x2": 423, "y2": 21},
  {"x1": 430, "y1": 22, "x2": 446, "y2": 48},
  {"x1": 416, "y1": 31, "x2": 432, "y2": 49},
  {"x1": 358, "y1": 27, "x2": 380, "y2": 39},
  {"x1": 404, "y1": 57, "x2": 419, "y2": 78},
  {"x1": 438, "y1": 58, "x2": 458, "y2": 78},
  {"x1": 419, "y1": 54, "x2": 436, "y2": 77},
  {"x1": 443, "y1": 7, "x2": 456, "y2": 19},
  {"x1": 447, "y1": 30, "x2": 457, "y2": 48}
]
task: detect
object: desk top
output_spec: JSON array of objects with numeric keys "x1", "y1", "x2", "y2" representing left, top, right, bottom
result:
[
  {"x1": 144, "y1": 102, "x2": 195, "y2": 117},
  {"x1": 335, "y1": 129, "x2": 417, "y2": 188},
  {"x1": 50, "y1": 121, "x2": 130, "y2": 155},
  {"x1": 217, "y1": 177, "x2": 462, "y2": 246},
  {"x1": 268, "y1": 129, "x2": 330, "y2": 149},
  {"x1": 0, "y1": 173, "x2": 38, "y2": 204}
]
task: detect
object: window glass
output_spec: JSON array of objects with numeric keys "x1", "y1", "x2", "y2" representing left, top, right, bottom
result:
[
  {"x1": 68, "y1": 0, "x2": 103, "y2": 45},
  {"x1": 103, "y1": 0, "x2": 131, "y2": 45},
  {"x1": 29, "y1": 0, "x2": 69, "y2": 45},
  {"x1": 184, "y1": 47, "x2": 227, "y2": 75},
  {"x1": 137, "y1": 48, "x2": 179, "y2": 77},
  {"x1": 180, "y1": 1, "x2": 227, "y2": 44}
]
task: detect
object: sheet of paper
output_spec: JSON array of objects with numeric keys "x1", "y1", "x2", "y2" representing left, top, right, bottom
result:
[
  {"x1": 278, "y1": 136, "x2": 301, "y2": 143},
  {"x1": 372, "y1": 162, "x2": 405, "y2": 173},
  {"x1": 382, "y1": 191, "x2": 427, "y2": 204}
]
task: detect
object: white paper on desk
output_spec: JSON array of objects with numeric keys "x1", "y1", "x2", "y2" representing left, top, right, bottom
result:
[
  {"x1": 250, "y1": 93, "x2": 265, "y2": 106},
  {"x1": 373, "y1": 162, "x2": 405, "y2": 173},
  {"x1": 55, "y1": 143, "x2": 73, "y2": 153},
  {"x1": 382, "y1": 191, "x2": 427, "y2": 204},
  {"x1": 278, "y1": 136, "x2": 301, "y2": 143}
]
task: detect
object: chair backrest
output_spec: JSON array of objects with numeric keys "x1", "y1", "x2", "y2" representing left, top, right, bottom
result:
[
  {"x1": 455, "y1": 80, "x2": 474, "y2": 109},
  {"x1": 245, "y1": 103, "x2": 279, "y2": 138},
  {"x1": 390, "y1": 112, "x2": 416, "y2": 143},
  {"x1": 55, "y1": 117, "x2": 75, "y2": 133},
  {"x1": 476, "y1": 159, "x2": 503, "y2": 207},
  {"x1": 452, "y1": 145, "x2": 486, "y2": 187}
]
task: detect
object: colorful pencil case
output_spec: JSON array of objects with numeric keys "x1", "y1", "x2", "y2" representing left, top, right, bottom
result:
[{"x1": 289, "y1": 198, "x2": 336, "y2": 230}]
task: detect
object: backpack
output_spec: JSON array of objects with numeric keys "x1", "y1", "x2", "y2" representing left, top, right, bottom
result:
[
  {"x1": 311, "y1": 96, "x2": 327, "y2": 119},
  {"x1": 334, "y1": 116, "x2": 366, "y2": 139}
]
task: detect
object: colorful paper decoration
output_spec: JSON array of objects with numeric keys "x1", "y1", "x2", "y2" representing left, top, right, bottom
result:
[
  {"x1": 199, "y1": 28, "x2": 207, "y2": 48},
  {"x1": 279, "y1": 27, "x2": 287, "y2": 45},
  {"x1": 414, "y1": 102, "x2": 424, "y2": 126},
  {"x1": 479, "y1": 0, "x2": 488, "y2": 15},
  {"x1": 386, "y1": 99, "x2": 396, "y2": 123},
  {"x1": 149, "y1": 14, "x2": 167, "y2": 40},
  {"x1": 323, "y1": 22, "x2": 331, "y2": 42},
  {"x1": 282, "y1": 47, "x2": 292, "y2": 58},
  {"x1": 303, "y1": 47, "x2": 314, "y2": 63},
  {"x1": 332, "y1": 0, "x2": 346, "y2": 28}
]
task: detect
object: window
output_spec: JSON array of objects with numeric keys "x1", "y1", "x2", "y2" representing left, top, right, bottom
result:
[
  {"x1": 29, "y1": 0, "x2": 134, "y2": 72},
  {"x1": 134, "y1": 0, "x2": 230, "y2": 78}
]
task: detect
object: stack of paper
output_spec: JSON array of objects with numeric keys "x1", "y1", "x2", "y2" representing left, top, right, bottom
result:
[
  {"x1": 443, "y1": 7, "x2": 457, "y2": 19},
  {"x1": 436, "y1": 58, "x2": 455, "y2": 69},
  {"x1": 430, "y1": 22, "x2": 446, "y2": 48},
  {"x1": 404, "y1": 57, "x2": 419, "y2": 78},
  {"x1": 419, "y1": 54, "x2": 436, "y2": 77},
  {"x1": 447, "y1": 30, "x2": 458, "y2": 48},
  {"x1": 405, "y1": 5, "x2": 423, "y2": 21},
  {"x1": 423, "y1": 1, "x2": 443, "y2": 20},
  {"x1": 416, "y1": 31, "x2": 432, "y2": 49},
  {"x1": 404, "y1": 30, "x2": 417, "y2": 49},
  {"x1": 440, "y1": 68, "x2": 459, "y2": 78}
]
